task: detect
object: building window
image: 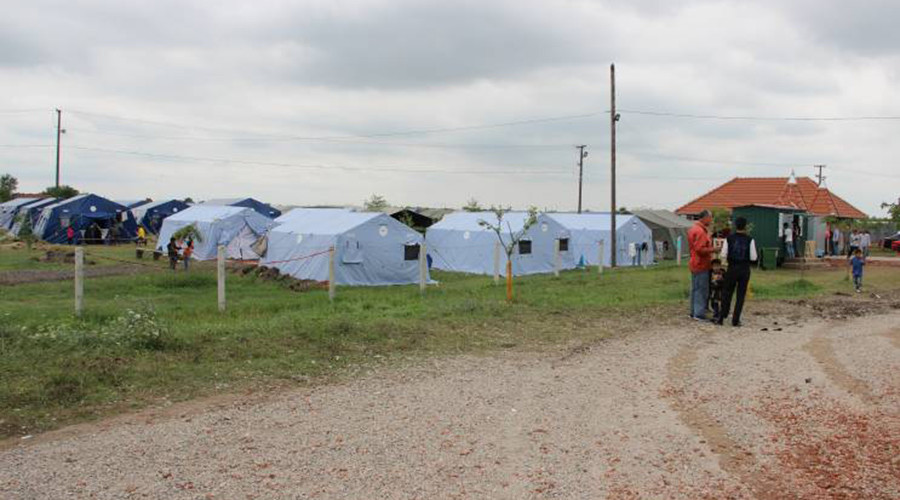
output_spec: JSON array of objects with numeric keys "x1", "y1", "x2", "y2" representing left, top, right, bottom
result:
[
  {"x1": 518, "y1": 240, "x2": 532, "y2": 255},
  {"x1": 404, "y1": 244, "x2": 420, "y2": 261},
  {"x1": 558, "y1": 238, "x2": 569, "y2": 252}
]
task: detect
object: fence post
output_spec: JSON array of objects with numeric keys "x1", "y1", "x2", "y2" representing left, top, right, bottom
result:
[
  {"x1": 74, "y1": 247, "x2": 84, "y2": 316},
  {"x1": 328, "y1": 246, "x2": 336, "y2": 302},
  {"x1": 553, "y1": 239, "x2": 560, "y2": 277},
  {"x1": 217, "y1": 245, "x2": 226, "y2": 312},
  {"x1": 676, "y1": 236, "x2": 683, "y2": 266},
  {"x1": 419, "y1": 241, "x2": 427, "y2": 295},
  {"x1": 598, "y1": 240, "x2": 605, "y2": 275},
  {"x1": 493, "y1": 241, "x2": 501, "y2": 285}
]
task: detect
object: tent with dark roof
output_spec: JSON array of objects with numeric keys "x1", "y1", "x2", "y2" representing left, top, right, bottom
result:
[
  {"x1": 34, "y1": 194, "x2": 138, "y2": 244},
  {"x1": 0, "y1": 197, "x2": 43, "y2": 230},
  {"x1": 9, "y1": 198, "x2": 57, "y2": 236},
  {"x1": 132, "y1": 199, "x2": 191, "y2": 234},
  {"x1": 201, "y1": 197, "x2": 282, "y2": 218}
]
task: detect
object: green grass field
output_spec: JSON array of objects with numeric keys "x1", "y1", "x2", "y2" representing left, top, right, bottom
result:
[{"x1": 2, "y1": 245, "x2": 899, "y2": 438}]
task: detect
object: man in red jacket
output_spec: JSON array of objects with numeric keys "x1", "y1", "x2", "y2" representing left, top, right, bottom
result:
[{"x1": 688, "y1": 210, "x2": 715, "y2": 320}]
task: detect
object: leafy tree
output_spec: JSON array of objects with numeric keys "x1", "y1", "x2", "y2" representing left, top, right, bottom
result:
[
  {"x1": 477, "y1": 206, "x2": 539, "y2": 303},
  {"x1": 0, "y1": 174, "x2": 17, "y2": 202},
  {"x1": 617, "y1": 206, "x2": 629, "y2": 214},
  {"x1": 711, "y1": 207, "x2": 731, "y2": 235},
  {"x1": 364, "y1": 194, "x2": 388, "y2": 211},
  {"x1": 882, "y1": 200, "x2": 900, "y2": 223},
  {"x1": 462, "y1": 198, "x2": 483, "y2": 212},
  {"x1": 172, "y1": 224, "x2": 203, "y2": 243},
  {"x1": 16, "y1": 212, "x2": 36, "y2": 251},
  {"x1": 183, "y1": 197, "x2": 194, "y2": 204},
  {"x1": 43, "y1": 185, "x2": 79, "y2": 199}
]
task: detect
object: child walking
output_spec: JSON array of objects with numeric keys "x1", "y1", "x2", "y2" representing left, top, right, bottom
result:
[{"x1": 850, "y1": 249, "x2": 865, "y2": 293}]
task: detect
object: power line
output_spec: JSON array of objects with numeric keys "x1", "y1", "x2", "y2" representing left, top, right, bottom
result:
[
  {"x1": 66, "y1": 144, "x2": 576, "y2": 176},
  {"x1": 66, "y1": 128, "x2": 576, "y2": 149},
  {"x1": 619, "y1": 109, "x2": 900, "y2": 121},
  {"x1": 0, "y1": 144, "x2": 54, "y2": 148},
  {"x1": 68, "y1": 109, "x2": 606, "y2": 141}
]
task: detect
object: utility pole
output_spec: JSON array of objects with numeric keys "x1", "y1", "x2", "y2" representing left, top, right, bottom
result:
[
  {"x1": 814, "y1": 164, "x2": 826, "y2": 186},
  {"x1": 576, "y1": 145, "x2": 588, "y2": 213},
  {"x1": 55, "y1": 108, "x2": 62, "y2": 188},
  {"x1": 610, "y1": 64, "x2": 618, "y2": 267}
]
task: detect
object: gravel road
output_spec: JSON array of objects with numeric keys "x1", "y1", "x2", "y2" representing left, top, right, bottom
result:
[{"x1": 2, "y1": 307, "x2": 899, "y2": 499}]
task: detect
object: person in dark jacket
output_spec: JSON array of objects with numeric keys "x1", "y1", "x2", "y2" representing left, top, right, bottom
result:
[
  {"x1": 166, "y1": 237, "x2": 180, "y2": 271},
  {"x1": 716, "y1": 217, "x2": 758, "y2": 327}
]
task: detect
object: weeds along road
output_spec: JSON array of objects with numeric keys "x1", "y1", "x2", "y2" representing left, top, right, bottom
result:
[{"x1": 2, "y1": 304, "x2": 899, "y2": 499}]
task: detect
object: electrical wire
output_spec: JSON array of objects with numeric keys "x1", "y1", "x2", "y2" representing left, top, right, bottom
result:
[
  {"x1": 619, "y1": 109, "x2": 900, "y2": 121},
  {"x1": 67, "y1": 144, "x2": 576, "y2": 176}
]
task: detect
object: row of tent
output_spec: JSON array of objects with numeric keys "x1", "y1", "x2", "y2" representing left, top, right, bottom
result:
[
  {"x1": 154, "y1": 206, "x2": 691, "y2": 287},
  {"x1": 0, "y1": 194, "x2": 282, "y2": 243}
]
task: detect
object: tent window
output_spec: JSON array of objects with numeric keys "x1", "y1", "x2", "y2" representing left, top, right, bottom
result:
[
  {"x1": 518, "y1": 240, "x2": 532, "y2": 255},
  {"x1": 404, "y1": 244, "x2": 420, "y2": 261},
  {"x1": 558, "y1": 238, "x2": 569, "y2": 252}
]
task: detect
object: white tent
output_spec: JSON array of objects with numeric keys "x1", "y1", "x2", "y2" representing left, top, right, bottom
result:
[
  {"x1": 262, "y1": 211, "x2": 428, "y2": 286},
  {"x1": 546, "y1": 213, "x2": 655, "y2": 267},
  {"x1": 426, "y1": 212, "x2": 576, "y2": 276},
  {"x1": 156, "y1": 205, "x2": 272, "y2": 260}
]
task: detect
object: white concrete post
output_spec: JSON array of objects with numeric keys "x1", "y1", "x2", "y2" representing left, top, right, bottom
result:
[
  {"x1": 553, "y1": 239, "x2": 560, "y2": 277},
  {"x1": 598, "y1": 240, "x2": 605, "y2": 275},
  {"x1": 217, "y1": 245, "x2": 226, "y2": 312},
  {"x1": 493, "y1": 241, "x2": 501, "y2": 285},
  {"x1": 676, "y1": 236, "x2": 683, "y2": 266},
  {"x1": 328, "y1": 246, "x2": 336, "y2": 302},
  {"x1": 419, "y1": 241, "x2": 427, "y2": 295},
  {"x1": 74, "y1": 247, "x2": 84, "y2": 316}
]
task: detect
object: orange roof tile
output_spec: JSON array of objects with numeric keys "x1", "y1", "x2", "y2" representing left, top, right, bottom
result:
[{"x1": 676, "y1": 176, "x2": 866, "y2": 219}]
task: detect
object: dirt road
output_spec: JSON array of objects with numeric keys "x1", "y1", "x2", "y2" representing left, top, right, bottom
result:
[{"x1": 2, "y1": 307, "x2": 899, "y2": 499}]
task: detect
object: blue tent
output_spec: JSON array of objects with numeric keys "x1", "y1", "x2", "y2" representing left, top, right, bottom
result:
[
  {"x1": 0, "y1": 197, "x2": 42, "y2": 230},
  {"x1": 546, "y1": 213, "x2": 655, "y2": 267},
  {"x1": 9, "y1": 198, "x2": 58, "y2": 236},
  {"x1": 262, "y1": 210, "x2": 429, "y2": 286},
  {"x1": 132, "y1": 199, "x2": 191, "y2": 234},
  {"x1": 426, "y1": 212, "x2": 577, "y2": 276},
  {"x1": 156, "y1": 205, "x2": 272, "y2": 260},
  {"x1": 202, "y1": 197, "x2": 281, "y2": 218},
  {"x1": 34, "y1": 194, "x2": 138, "y2": 244}
]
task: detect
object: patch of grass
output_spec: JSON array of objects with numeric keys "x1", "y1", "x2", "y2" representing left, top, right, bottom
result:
[{"x1": 2, "y1": 245, "x2": 900, "y2": 438}]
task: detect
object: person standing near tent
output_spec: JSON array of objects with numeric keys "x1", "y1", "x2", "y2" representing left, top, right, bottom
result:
[
  {"x1": 166, "y1": 237, "x2": 180, "y2": 271},
  {"x1": 688, "y1": 210, "x2": 715, "y2": 321},
  {"x1": 137, "y1": 225, "x2": 147, "y2": 247},
  {"x1": 861, "y1": 230, "x2": 871, "y2": 257},
  {"x1": 716, "y1": 217, "x2": 758, "y2": 327},
  {"x1": 66, "y1": 225, "x2": 75, "y2": 245},
  {"x1": 182, "y1": 238, "x2": 194, "y2": 271}
]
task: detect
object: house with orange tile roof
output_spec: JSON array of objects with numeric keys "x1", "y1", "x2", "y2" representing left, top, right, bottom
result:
[
  {"x1": 675, "y1": 176, "x2": 866, "y2": 219},
  {"x1": 676, "y1": 174, "x2": 866, "y2": 261}
]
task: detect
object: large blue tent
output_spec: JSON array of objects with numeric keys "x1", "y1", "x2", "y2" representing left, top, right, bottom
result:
[
  {"x1": 202, "y1": 197, "x2": 281, "y2": 218},
  {"x1": 34, "y1": 194, "x2": 138, "y2": 244},
  {"x1": 132, "y1": 199, "x2": 191, "y2": 234},
  {"x1": 545, "y1": 213, "x2": 655, "y2": 267}
]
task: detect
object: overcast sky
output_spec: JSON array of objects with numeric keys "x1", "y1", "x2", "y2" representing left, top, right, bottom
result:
[{"x1": 1, "y1": 0, "x2": 897, "y2": 215}]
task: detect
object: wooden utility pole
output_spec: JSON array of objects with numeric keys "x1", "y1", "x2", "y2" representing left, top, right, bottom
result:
[
  {"x1": 55, "y1": 108, "x2": 62, "y2": 188},
  {"x1": 610, "y1": 64, "x2": 618, "y2": 267},
  {"x1": 814, "y1": 164, "x2": 826, "y2": 186},
  {"x1": 576, "y1": 145, "x2": 587, "y2": 213}
]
